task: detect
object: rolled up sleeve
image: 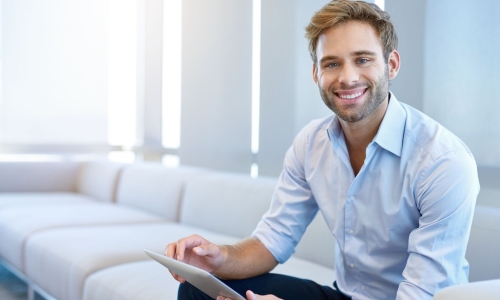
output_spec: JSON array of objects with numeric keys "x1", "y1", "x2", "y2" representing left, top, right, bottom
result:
[
  {"x1": 251, "y1": 126, "x2": 319, "y2": 264},
  {"x1": 397, "y1": 149, "x2": 480, "y2": 299}
]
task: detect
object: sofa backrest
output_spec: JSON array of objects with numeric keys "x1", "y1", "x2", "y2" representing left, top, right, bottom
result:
[
  {"x1": 76, "y1": 160, "x2": 124, "y2": 202},
  {"x1": 116, "y1": 163, "x2": 207, "y2": 220},
  {"x1": 0, "y1": 161, "x2": 81, "y2": 192},
  {"x1": 180, "y1": 171, "x2": 336, "y2": 268},
  {"x1": 294, "y1": 212, "x2": 336, "y2": 269},
  {"x1": 179, "y1": 172, "x2": 277, "y2": 238},
  {"x1": 466, "y1": 205, "x2": 500, "y2": 282}
]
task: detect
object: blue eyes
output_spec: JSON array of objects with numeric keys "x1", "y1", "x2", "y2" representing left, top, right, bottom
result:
[{"x1": 324, "y1": 59, "x2": 369, "y2": 69}]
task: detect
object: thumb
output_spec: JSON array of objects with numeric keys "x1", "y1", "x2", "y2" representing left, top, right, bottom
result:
[
  {"x1": 192, "y1": 243, "x2": 220, "y2": 257},
  {"x1": 246, "y1": 290, "x2": 258, "y2": 300}
]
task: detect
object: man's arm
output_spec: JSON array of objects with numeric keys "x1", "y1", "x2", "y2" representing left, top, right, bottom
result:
[
  {"x1": 213, "y1": 237, "x2": 278, "y2": 279},
  {"x1": 165, "y1": 235, "x2": 277, "y2": 282},
  {"x1": 396, "y1": 150, "x2": 480, "y2": 299}
]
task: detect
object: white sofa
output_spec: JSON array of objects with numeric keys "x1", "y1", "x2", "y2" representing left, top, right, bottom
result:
[{"x1": 0, "y1": 160, "x2": 498, "y2": 299}]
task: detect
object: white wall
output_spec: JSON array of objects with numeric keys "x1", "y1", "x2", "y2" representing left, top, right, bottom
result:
[
  {"x1": 258, "y1": 0, "x2": 296, "y2": 176},
  {"x1": 423, "y1": 0, "x2": 500, "y2": 167},
  {"x1": 178, "y1": 0, "x2": 253, "y2": 172},
  {"x1": 293, "y1": 0, "x2": 332, "y2": 134},
  {"x1": 385, "y1": 0, "x2": 425, "y2": 111}
]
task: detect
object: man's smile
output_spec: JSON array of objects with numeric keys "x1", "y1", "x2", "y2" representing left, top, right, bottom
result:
[{"x1": 334, "y1": 88, "x2": 368, "y2": 101}]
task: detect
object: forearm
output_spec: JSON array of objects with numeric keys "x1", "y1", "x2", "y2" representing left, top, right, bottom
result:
[{"x1": 213, "y1": 237, "x2": 278, "y2": 280}]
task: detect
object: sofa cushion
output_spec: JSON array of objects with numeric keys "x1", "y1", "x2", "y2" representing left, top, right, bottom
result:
[
  {"x1": 24, "y1": 223, "x2": 240, "y2": 300},
  {"x1": 83, "y1": 261, "x2": 180, "y2": 300},
  {"x1": 0, "y1": 203, "x2": 163, "y2": 271},
  {"x1": 180, "y1": 172, "x2": 277, "y2": 238},
  {"x1": 82, "y1": 255, "x2": 335, "y2": 300},
  {"x1": 76, "y1": 160, "x2": 124, "y2": 202},
  {"x1": 116, "y1": 163, "x2": 207, "y2": 220}
]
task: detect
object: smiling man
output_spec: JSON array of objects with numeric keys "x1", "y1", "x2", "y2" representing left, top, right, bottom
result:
[{"x1": 166, "y1": 1, "x2": 480, "y2": 299}]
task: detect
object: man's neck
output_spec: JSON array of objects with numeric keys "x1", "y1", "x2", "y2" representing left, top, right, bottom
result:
[{"x1": 340, "y1": 98, "x2": 389, "y2": 175}]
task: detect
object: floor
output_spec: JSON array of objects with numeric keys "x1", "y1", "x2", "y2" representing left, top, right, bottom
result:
[{"x1": 0, "y1": 263, "x2": 44, "y2": 300}]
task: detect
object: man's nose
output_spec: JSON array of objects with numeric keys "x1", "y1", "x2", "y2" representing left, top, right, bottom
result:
[{"x1": 338, "y1": 63, "x2": 359, "y2": 85}]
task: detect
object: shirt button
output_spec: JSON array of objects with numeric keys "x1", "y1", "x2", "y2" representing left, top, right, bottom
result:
[
  {"x1": 348, "y1": 229, "x2": 354, "y2": 234},
  {"x1": 350, "y1": 263, "x2": 355, "y2": 268},
  {"x1": 361, "y1": 286, "x2": 366, "y2": 291},
  {"x1": 348, "y1": 196, "x2": 354, "y2": 202}
]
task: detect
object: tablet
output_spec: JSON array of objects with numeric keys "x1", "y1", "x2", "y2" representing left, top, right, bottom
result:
[{"x1": 144, "y1": 249, "x2": 245, "y2": 300}]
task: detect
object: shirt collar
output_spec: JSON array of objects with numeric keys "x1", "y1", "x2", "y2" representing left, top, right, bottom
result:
[
  {"x1": 373, "y1": 92, "x2": 406, "y2": 157},
  {"x1": 326, "y1": 114, "x2": 343, "y2": 150},
  {"x1": 326, "y1": 91, "x2": 406, "y2": 157}
]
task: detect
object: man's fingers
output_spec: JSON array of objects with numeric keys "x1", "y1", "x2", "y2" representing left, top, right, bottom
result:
[
  {"x1": 192, "y1": 243, "x2": 220, "y2": 257},
  {"x1": 174, "y1": 234, "x2": 208, "y2": 261},
  {"x1": 165, "y1": 242, "x2": 176, "y2": 258},
  {"x1": 246, "y1": 290, "x2": 257, "y2": 300},
  {"x1": 164, "y1": 234, "x2": 217, "y2": 282},
  {"x1": 245, "y1": 290, "x2": 283, "y2": 300},
  {"x1": 167, "y1": 269, "x2": 186, "y2": 283},
  {"x1": 164, "y1": 243, "x2": 183, "y2": 282}
]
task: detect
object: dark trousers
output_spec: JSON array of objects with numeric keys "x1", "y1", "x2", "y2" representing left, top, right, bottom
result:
[{"x1": 177, "y1": 273, "x2": 351, "y2": 300}]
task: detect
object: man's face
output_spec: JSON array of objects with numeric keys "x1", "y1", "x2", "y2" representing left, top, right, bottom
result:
[{"x1": 313, "y1": 21, "x2": 399, "y2": 123}]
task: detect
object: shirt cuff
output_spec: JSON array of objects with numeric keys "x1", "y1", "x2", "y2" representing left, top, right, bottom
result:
[{"x1": 251, "y1": 220, "x2": 296, "y2": 264}]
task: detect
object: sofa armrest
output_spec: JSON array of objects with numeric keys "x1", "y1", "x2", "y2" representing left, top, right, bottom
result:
[
  {"x1": 433, "y1": 279, "x2": 500, "y2": 299},
  {"x1": 0, "y1": 161, "x2": 81, "y2": 192}
]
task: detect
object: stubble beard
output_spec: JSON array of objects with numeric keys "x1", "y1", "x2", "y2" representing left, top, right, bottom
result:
[{"x1": 319, "y1": 67, "x2": 390, "y2": 123}]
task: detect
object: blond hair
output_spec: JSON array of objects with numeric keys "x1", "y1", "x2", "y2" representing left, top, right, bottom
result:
[{"x1": 305, "y1": 0, "x2": 398, "y2": 64}]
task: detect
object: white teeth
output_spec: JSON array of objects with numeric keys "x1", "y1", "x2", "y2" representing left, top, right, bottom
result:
[{"x1": 339, "y1": 92, "x2": 363, "y2": 99}]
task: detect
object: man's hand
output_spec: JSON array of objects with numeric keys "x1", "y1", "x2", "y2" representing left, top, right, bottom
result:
[
  {"x1": 165, "y1": 234, "x2": 225, "y2": 283},
  {"x1": 245, "y1": 290, "x2": 283, "y2": 300},
  {"x1": 165, "y1": 236, "x2": 277, "y2": 284},
  {"x1": 216, "y1": 290, "x2": 283, "y2": 300}
]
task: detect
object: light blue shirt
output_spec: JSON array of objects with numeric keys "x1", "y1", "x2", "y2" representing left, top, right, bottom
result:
[{"x1": 252, "y1": 93, "x2": 479, "y2": 300}]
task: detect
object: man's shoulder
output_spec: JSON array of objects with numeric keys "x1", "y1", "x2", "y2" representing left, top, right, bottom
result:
[
  {"x1": 400, "y1": 102, "x2": 472, "y2": 160},
  {"x1": 295, "y1": 114, "x2": 335, "y2": 139}
]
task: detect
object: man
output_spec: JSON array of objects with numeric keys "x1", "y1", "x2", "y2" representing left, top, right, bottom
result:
[{"x1": 166, "y1": 1, "x2": 480, "y2": 299}]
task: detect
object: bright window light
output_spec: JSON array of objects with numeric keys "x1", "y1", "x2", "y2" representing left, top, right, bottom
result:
[
  {"x1": 250, "y1": 163, "x2": 259, "y2": 178},
  {"x1": 162, "y1": 154, "x2": 180, "y2": 168},
  {"x1": 0, "y1": 154, "x2": 64, "y2": 162},
  {"x1": 251, "y1": 0, "x2": 261, "y2": 155},
  {"x1": 162, "y1": 0, "x2": 182, "y2": 149},
  {"x1": 108, "y1": 151, "x2": 136, "y2": 163},
  {"x1": 108, "y1": 0, "x2": 138, "y2": 147},
  {"x1": 374, "y1": 0, "x2": 385, "y2": 10}
]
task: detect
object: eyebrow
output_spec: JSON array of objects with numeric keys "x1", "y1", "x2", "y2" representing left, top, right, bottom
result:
[
  {"x1": 319, "y1": 50, "x2": 378, "y2": 64},
  {"x1": 352, "y1": 50, "x2": 377, "y2": 57}
]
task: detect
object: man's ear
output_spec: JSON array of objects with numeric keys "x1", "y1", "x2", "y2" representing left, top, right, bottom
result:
[
  {"x1": 388, "y1": 50, "x2": 400, "y2": 80},
  {"x1": 312, "y1": 63, "x2": 318, "y2": 84}
]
